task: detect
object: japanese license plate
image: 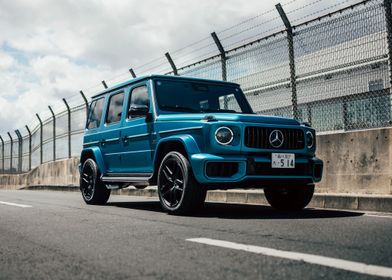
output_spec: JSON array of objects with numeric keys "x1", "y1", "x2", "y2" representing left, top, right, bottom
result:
[{"x1": 271, "y1": 153, "x2": 295, "y2": 168}]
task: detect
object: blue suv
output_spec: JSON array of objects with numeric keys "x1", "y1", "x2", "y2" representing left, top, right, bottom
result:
[{"x1": 79, "y1": 75, "x2": 323, "y2": 214}]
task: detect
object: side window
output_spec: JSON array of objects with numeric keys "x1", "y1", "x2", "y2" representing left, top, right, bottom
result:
[
  {"x1": 106, "y1": 92, "x2": 124, "y2": 124},
  {"x1": 128, "y1": 86, "x2": 150, "y2": 119},
  {"x1": 87, "y1": 98, "x2": 105, "y2": 129}
]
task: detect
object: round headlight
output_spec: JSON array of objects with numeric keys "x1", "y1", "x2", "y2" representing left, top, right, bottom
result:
[
  {"x1": 215, "y1": 127, "x2": 234, "y2": 145},
  {"x1": 306, "y1": 131, "x2": 314, "y2": 148}
]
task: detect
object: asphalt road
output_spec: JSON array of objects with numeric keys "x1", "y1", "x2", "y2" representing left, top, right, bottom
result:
[{"x1": 1, "y1": 190, "x2": 392, "y2": 280}]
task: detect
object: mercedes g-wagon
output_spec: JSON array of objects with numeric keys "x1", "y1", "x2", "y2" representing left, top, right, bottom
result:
[{"x1": 79, "y1": 75, "x2": 323, "y2": 214}]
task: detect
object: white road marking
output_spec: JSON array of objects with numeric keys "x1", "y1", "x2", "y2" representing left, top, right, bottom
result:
[
  {"x1": 187, "y1": 238, "x2": 392, "y2": 279},
  {"x1": 0, "y1": 201, "x2": 32, "y2": 208},
  {"x1": 365, "y1": 214, "x2": 392, "y2": 219}
]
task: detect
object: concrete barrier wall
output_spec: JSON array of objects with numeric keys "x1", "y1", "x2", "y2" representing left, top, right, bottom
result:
[
  {"x1": 316, "y1": 128, "x2": 391, "y2": 195},
  {"x1": 0, "y1": 128, "x2": 391, "y2": 195},
  {"x1": 0, "y1": 158, "x2": 80, "y2": 190}
]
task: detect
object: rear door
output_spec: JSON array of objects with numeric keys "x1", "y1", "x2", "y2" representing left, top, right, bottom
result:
[{"x1": 120, "y1": 83, "x2": 155, "y2": 174}]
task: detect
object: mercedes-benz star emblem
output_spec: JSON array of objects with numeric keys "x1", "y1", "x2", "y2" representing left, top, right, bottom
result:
[{"x1": 269, "y1": 130, "x2": 284, "y2": 148}]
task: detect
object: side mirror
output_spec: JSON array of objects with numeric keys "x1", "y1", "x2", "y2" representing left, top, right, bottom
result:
[{"x1": 129, "y1": 104, "x2": 149, "y2": 118}]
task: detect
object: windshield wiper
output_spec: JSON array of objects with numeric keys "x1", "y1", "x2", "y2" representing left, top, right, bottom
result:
[{"x1": 160, "y1": 105, "x2": 200, "y2": 112}]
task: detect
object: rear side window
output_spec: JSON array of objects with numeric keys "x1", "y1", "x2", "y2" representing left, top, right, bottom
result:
[
  {"x1": 86, "y1": 98, "x2": 105, "y2": 129},
  {"x1": 106, "y1": 92, "x2": 124, "y2": 124}
]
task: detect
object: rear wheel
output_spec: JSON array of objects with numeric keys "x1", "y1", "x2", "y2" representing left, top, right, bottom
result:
[
  {"x1": 264, "y1": 184, "x2": 314, "y2": 211},
  {"x1": 158, "y1": 152, "x2": 206, "y2": 215},
  {"x1": 80, "y1": 158, "x2": 111, "y2": 205}
]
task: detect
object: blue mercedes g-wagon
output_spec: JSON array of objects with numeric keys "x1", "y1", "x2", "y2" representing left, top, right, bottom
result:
[{"x1": 79, "y1": 75, "x2": 323, "y2": 214}]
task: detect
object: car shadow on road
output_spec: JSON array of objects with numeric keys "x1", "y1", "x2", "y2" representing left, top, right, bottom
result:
[{"x1": 106, "y1": 200, "x2": 364, "y2": 220}]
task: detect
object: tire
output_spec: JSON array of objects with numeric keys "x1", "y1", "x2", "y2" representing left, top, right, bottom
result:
[
  {"x1": 157, "y1": 151, "x2": 206, "y2": 215},
  {"x1": 80, "y1": 158, "x2": 111, "y2": 205},
  {"x1": 264, "y1": 184, "x2": 314, "y2": 211}
]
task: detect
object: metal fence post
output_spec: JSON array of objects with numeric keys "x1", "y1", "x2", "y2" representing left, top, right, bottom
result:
[
  {"x1": 129, "y1": 68, "x2": 137, "y2": 78},
  {"x1": 211, "y1": 32, "x2": 227, "y2": 81},
  {"x1": 80, "y1": 90, "x2": 89, "y2": 120},
  {"x1": 7, "y1": 132, "x2": 13, "y2": 173},
  {"x1": 276, "y1": 3, "x2": 299, "y2": 120},
  {"x1": 36, "y1": 114, "x2": 43, "y2": 165},
  {"x1": 48, "y1": 106, "x2": 56, "y2": 161},
  {"x1": 25, "y1": 125, "x2": 32, "y2": 171},
  {"x1": 0, "y1": 136, "x2": 4, "y2": 173},
  {"x1": 63, "y1": 98, "x2": 72, "y2": 159},
  {"x1": 15, "y1": 130, "x2": 22, "y2": 173},
  {"x1": 165, "y1": 52, "x2": 178, "y2": 75}
]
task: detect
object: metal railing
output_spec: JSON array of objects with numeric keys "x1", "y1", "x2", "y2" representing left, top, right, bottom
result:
[{"x1": 0, "y1": 0, "x2": 390, "y2": 173}]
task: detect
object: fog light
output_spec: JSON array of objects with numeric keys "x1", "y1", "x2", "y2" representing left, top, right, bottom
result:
[{"x1": 215, "y1": 127, "x2": 234, "y2": 145}]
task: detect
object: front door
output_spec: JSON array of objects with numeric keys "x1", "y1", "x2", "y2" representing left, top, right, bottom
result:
[{"x1": 121, "y1": 83, "x2": 155, "y2": 174}]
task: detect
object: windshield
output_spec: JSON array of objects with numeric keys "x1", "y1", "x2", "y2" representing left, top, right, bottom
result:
[{"x1": 154, "y1": 80, "x2": 253, "y2": 114}]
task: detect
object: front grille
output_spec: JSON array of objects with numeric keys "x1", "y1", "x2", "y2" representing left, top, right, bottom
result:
[
  {"x1": 247, "y1": 162, "x2": 313, "y2": 176},
  {"x1": 244, "y1": 127, "x2": 304, "y2": 149},
  {"x1": 206, "y1": 162, "x2": 239, "y2": 177}
]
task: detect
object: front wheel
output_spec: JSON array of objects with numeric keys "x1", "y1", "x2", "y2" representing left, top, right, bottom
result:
[
  {"x1": 157, "y1": 152, "x2": 206, "y2": 215},
  {"x1": 264, "y1": 184, "x2": 314, "y2": 211},
  {"x1": 80, "y1": 158, "x2": 111, "y2": 205}
]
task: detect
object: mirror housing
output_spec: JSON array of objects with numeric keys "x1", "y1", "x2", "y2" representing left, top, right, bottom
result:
[{"x1": 129, "y1": 104, "x2": 149, "y2": 118}]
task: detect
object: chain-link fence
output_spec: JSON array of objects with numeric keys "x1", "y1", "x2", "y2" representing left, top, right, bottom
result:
[{"x1": 0, "y1": 0, "x2": 390, "y2": 173}]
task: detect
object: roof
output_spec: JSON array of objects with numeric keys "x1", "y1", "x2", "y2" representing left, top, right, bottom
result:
[{"x1": 91, "y1": 74, "x2": 239, "y2": 99}]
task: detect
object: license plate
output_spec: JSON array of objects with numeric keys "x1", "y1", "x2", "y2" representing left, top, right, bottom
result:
[{"x1": 271, "y1": 153, "x2": 295, "y2": 168}]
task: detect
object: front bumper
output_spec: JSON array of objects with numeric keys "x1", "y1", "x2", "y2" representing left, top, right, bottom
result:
[{"x1": 189, "y1": 153, "x2": 323, "y2": 188}]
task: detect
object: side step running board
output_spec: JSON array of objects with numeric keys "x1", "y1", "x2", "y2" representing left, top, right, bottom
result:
[{"x1": 101, "y1": 176, "x2": 151, "y2": 183}]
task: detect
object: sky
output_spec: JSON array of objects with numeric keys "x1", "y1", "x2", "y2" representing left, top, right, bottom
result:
[{"x1": 0, "y1": 0, "x2": 359, "y2": 134}]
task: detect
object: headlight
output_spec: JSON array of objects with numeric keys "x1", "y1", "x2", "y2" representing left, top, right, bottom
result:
[
  {"x1": 306, "y1": 131, "x2": 314, "y2": 148},
  {"x1": 215, "y1": 126, "x2": 234, "y2": 145}
]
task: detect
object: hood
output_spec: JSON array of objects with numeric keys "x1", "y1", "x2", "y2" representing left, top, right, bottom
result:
[{"x1": 156, "y1": 113, "x2": 300, "y2": 125}]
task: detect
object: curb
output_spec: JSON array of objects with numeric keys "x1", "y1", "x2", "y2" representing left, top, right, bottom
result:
[{"x1": 19, "y1": 185, "x2": 392, "y2": 213}]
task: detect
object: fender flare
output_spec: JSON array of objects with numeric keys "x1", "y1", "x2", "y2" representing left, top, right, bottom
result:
[
  {"x1": 152, "y1": 134, "x2": 201, "y2": 174},
  {"x1": 80, "y1": 147, "x2": 106, "y2": 173}
]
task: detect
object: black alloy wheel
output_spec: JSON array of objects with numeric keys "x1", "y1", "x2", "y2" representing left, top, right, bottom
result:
[
  {"x1": 159, "y1": 155, "x2": 185, "y2": 208},
  {"x1": 80, "y1": 158, "x2": 111, "y2": 205},
  {"x1": 158, "y1": 152, "x2": 206, "y2": 215}
]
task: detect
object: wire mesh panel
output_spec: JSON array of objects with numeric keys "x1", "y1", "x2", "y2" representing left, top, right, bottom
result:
[
  {"x1": 294, "y1": 0, "x2": 390, "y2": 131},
  {"x1": 21, "y1": 134, "x2": 29, "y2": 172},
  {"x1": 56, "y1": 135, "x2": 68, "y2": 160},
  {"x1": 225, "y1": 32, "x2": 292, "y2": 117},
  {"x1": 11, "y1": 138, "x2": 18, "y2": 173},
  {"x1": 31, "y1": 127, "x2": 40, "y2": 169},
  {"x1": 71, "y1": 133, "x2": 84, "y2": 157},
  {"x1": 42, "y1": 119, "x2": 54, "y2": 163},
  {"x1": 71, "y1": 106, "x2": 86, "y2": 133},
  {"x1": 56, "y1": 111, "x2": 68, "y2": 137},
  {"x1": 56, "y1": 111, "x2": 69, "y2": 160},
  {"x1": 226, "y1": 33, "x2": 290, "y2": 91},
  {"x1": 178, "y1": 57, "x2": 223, "y2": 81},
  {"x1": 3, "y1": 141, "x2": 11, "y2": 173}
]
